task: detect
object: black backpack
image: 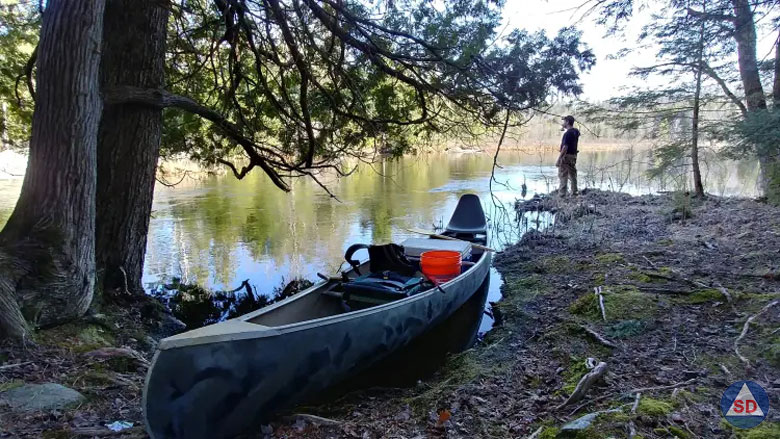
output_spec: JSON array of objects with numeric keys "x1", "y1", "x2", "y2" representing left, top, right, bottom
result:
[{"x1": 344, "y1": 243, "x2": 419, "y2": 276}]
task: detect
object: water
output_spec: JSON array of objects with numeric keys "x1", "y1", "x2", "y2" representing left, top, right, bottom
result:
[{"x1": 0, "y1": 148, "x2": 761, "y2": 334}]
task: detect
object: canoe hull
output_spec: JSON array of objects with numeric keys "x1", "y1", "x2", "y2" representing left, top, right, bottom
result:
[{"x1": 143, "y1": 252, "x2": 491, "y2": 439}]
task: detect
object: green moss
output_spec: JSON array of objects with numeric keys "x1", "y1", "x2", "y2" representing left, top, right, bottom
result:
[
  {"x1": 764, "y1": 337, "x2": 780, "y2": 367},
  {"x1": 0, "y1": 379, "x2": 24, "y2": 392},
  {"x1": 668, "y1": 426, "x2": 690, "y2": 438},
  {"x1": 569, "y1": 292, "x2": 598, "y2": 315},
  {"x1": 686, "y1": 289, "x2": 724, "y2": 304},
  {"x1": 637, "y1": 397, "x2": 674, "y2": 417},
  {"x1": 41, "y1": 430, "x2": 71, "y2": 439},
  {"x1": 595, "y1": 253, "x2": 624, "y2": 265},
  {"x1": 592, "y1": 272, "x2": 606, "y2": 285},
  {"x1": 37, "y1": 323, "x2": 115, "y2": 353},
  {"x1": 538, "y1": 426, "x2": 560, "y2": 439},
  {"x1": 76, "y1": 369, "x2": 116, "y2": 388},
  {"x1": 605, "y1": 320, "x2": 645, "y2": 338},
  {"x1": 598, "y1": 411, "x2": 630, "y2": 423},
  {"x1": 561, "y1": 357, "x2": 590, "y2": 394},
  {"x1": 736, "y1": 422, "x2": 780, "y2": 439},
  {"x1": 570, "y1": 285, "x2": 657, "y2": 321},
  {"x1": 628, "y1": 272, "x2": 653, "y2": 283},
  {"x1": 503, "y1": 274, "x2": 546, "y2": 294}
]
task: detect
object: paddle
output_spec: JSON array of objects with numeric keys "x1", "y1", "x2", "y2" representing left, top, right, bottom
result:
[{"x1": 403, "y1": 228, "x2": 499, "y2": 253}]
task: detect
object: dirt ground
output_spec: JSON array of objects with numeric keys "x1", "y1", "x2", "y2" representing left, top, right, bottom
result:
[{"x1": 1, "y1": 189, "x2": 779, "y2": 438}]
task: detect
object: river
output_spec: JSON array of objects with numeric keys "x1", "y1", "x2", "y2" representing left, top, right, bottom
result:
[{"x1": 0, "y1": 148, "x2": 761, "y2": 333}]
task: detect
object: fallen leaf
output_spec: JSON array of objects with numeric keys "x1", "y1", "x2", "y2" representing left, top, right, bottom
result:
[{"x1": 436, "y1": 409, "x2": 451, "y2": 428}]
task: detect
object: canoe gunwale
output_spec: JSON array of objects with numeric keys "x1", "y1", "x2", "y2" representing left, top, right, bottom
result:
[{"x1": 156, "y1": 251, "x2": 488, "y2": 350}]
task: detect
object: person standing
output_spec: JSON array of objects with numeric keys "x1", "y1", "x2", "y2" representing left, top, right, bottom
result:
[{"x1": 556, "y1": 115, "x2": 580, "y2": 196}]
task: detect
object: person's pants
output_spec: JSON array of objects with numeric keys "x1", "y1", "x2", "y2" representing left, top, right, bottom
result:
[{"x1": 558, "y1": 154, "x2": 578, "y2": 196}]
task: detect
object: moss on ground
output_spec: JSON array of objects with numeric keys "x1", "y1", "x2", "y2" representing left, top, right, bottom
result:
[
  {"x1": 605, "y1": 319, "x2": 646, "y2": 338},
  {"x1": 668, "y1": 426, "x2": 690, "y2": 438},
  {"x1": 405, "y1": 343, "x2": 508, "y2": 417},
  {"x1": 734, "y1": 422, "x2": 780, "y2": 439},
  {"x1": 628, "y1": 271, "x2": 653, "y2": 283},
  {"x1": 0, "y1": 379, "x2": 24, "y2": 392},
  {"x1": 637, "y1": 397, "x2": 674, "y2": 417},
  {"x1": 37, "y1": 323, "x2": 115, "y2": 353},
  {"x1": 537, "y1": 426, "x2": 560, "y2": 439},
  {"x1": 41, "y1": 430, "x2": 71, "y2": 439},
  {"x1": 570, "y1": 285, "x2": 657, "y2": 321},
  {"x1": 561, "y1": 357, "x2": 590, "y2": 394},
  {"x1": 595, "y1": 253, "x2": 625, "y2": 265},
  {"x1": 502, "y1": 274, "x2": 547, "y2": 297},
  {"x1": 764, "y1": 336, "x2": 780, "y2": 367},
  {"x1": 686, "y1": 289, "x2": 725, "y2": 304},
  {"x1": 527, "y1": 256, "x2": 573, "y2": 274}
]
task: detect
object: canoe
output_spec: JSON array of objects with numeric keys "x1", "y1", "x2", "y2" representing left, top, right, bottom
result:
[{"x1": 142, "y1": 194, "x2": 492, "y2": 439}]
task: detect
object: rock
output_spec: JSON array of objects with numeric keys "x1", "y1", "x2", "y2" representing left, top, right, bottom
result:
[
  {"x1": 559, "y1": 412, "x2": 599, "y2": 433},
  {"x1": 558, "y1": 409, "x2": 623, "y2": 437},
  {"x1": 0, "y1": 383, "x2": 86, "y2": 412}
]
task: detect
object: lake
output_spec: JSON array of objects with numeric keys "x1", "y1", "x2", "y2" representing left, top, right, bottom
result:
[{"x1": 0, "y1": 147, "x2": 761, "y2": 333}]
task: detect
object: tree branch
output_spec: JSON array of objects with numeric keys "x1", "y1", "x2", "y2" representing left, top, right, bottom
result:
[
  {"x1": 104, "y1": 85, "x2": 290, "y2": 191},
  {"x1": 686, "y1": 7, "x2": 737, "y2": 23},
  {"x1": 14, "y1": 44, "x2": 38, "y2": 104}
]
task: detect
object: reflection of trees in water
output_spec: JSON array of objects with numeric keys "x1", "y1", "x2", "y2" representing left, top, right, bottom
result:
[{"x1": 142, "y1": 151, "x2": 760, "y2": 291}]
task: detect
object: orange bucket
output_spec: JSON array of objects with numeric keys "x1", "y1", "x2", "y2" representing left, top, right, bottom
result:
[{"x1": 421, "y1": 250, "x2": 462, "y2": 284}]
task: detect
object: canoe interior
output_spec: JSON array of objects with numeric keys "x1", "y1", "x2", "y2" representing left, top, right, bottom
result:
[{"x1": 246, "y1": 250, "x2": 484, "y2": 327}]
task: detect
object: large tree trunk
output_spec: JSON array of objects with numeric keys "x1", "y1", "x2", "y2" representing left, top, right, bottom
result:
[
  {"x1": 95, "y1": 0, "x2": 168, "y2": 296},
  {"x1": 0, "y1": 0, "x2": 105, "y2": 340},
  {"x1": 731, "y1": 0, "x2": 774, "y2": 197},
  {"x1": 732, "y1": 0, "x2": 767, "y2": 112}
]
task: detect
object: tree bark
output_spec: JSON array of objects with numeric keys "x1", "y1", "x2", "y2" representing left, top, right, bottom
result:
[
  {"x1": 732, "y1": 0, "x2": 766, "y2": 111},
  {"x1": 0, "y1": 0, "x2": 105, "y2": 340},
  {"x1": 773, "y1": 29, "x2": 780, "y2": 108},
  {"x1": 691, "y1": 5, "x2": 705, "y2": 198},
  {"x1": 95, "y1": 0, "x2": 169, "y2": 296}
]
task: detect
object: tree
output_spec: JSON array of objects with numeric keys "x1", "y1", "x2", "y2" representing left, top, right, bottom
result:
[
  {"x1": 583, "y1": 0, "x2": 780, "y2": 198},
  {"x1": 0, "y1": 0, "x2": 595, "y2": 339},
  {"x1": 95, "y1": 1, "x2": 169, "y2": 296},
  {"x1": 97, "y1": 0, "x2": 596, "y2": 296},
  {"x1": 0, "y1": 3, "x2": 37, "y2": 150},
  {"x1": 0, "y1": 0, "x2": 104, "y2": 340}
]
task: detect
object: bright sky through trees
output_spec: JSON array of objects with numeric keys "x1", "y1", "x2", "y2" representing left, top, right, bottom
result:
[{"x1": 503, "y1": 0, "x2": 779, "y2": 100}]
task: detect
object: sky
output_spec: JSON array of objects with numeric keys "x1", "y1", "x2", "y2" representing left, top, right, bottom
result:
[{"x1": 501, "y1": 0, "x2": 779, "y2": 101}]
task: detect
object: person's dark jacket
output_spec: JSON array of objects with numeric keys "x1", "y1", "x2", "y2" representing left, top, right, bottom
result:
[{"x1": 561, "y1": 128, "x2": 580, "y2": 155}]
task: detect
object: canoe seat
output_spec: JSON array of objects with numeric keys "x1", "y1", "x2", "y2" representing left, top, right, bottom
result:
[
  {"x1": 443, "y1": 194, "x2": 487, "y2": 243},
  {"x1": 343, "y1": 271, "x2": 424, "y2": 310}
]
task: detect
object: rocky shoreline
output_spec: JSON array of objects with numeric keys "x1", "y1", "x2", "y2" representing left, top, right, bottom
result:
[{"x1": 1, "y1": 190, "x2": 779, "y2": 438}]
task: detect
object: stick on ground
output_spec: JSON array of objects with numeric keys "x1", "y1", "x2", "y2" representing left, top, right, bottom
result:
[
  {"x1": 735, "y1": 300, "x2": 779, "y2": 367},
  {"x1": 557, "y1": 361, "x2": 608, "y2": 409},
  {"x1": 580, "y1": 324, "x2": 617, "y2": 348}
]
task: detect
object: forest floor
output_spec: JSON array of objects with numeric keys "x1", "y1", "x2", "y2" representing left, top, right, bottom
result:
[{"x1": 1, "y1": 190, "x2": 779, "y2": 439}]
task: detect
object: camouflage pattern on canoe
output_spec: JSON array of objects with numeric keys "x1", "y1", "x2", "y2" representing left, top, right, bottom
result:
[{"x1": 143, "y1": 250, "x2": 491, "y2": 439}]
